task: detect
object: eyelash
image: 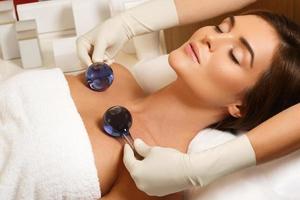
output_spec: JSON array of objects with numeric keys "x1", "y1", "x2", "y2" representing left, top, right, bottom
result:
[
  {"x1": 214, "y1": 25, "x2": 222, "y2": 33},
  {"x1": 214, "y1": 25, "x2": 239, "y2": 65},
  {"x1": 229, "y1": 50, "x2": 239, "y2": 65}
]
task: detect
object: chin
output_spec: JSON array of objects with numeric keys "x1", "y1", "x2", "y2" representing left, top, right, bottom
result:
[{"x1": 168, "y1": 48, "x2": 191, "y2": 75}]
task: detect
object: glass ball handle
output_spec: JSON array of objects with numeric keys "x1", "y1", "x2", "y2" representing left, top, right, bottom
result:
[{"x1": 122, "y1": 133, "x2": 143, "y2": 160}]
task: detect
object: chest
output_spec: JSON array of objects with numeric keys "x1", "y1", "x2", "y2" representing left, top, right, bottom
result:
[{"x1": 65, "y1": 65, "x2": 146, "y2": 195}]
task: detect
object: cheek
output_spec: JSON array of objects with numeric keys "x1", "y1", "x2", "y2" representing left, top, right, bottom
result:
[
  {"x1": 197, "y1": 58, "x2": 251, "y2": 104},
  {"x1": 169, "y1": 45, "x2": 252, "y2": 105},
  {"x1": 207, "y1": 60, "x2": 247, "y2": 93}
]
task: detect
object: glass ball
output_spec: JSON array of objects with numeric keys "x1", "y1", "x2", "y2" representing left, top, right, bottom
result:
[
  {"x1": 102, "y1": 106, "x2": 132, "y2": 137},
  {"x1": 85, "y1": 62, "x2": 114, "y2": 91}
]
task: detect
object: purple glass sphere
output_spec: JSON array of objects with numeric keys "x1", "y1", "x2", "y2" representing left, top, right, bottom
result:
[
  {"x1": 85, "y1": 62, "x2": 114, "y2": 91},
  {"x1": 102, "y1": 106, "x2": 132, "y2": 137}
]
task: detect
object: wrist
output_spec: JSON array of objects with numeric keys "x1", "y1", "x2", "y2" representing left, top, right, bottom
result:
[{"x1": 121, "y1": 0, "x2": 179, "y2": 37}]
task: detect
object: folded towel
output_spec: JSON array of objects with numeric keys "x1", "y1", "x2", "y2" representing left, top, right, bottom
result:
[{"x1": 0, "y1": 68, "x2": 101, "y2": 200}]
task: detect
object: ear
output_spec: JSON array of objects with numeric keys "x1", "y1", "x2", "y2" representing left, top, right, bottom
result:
[{"x1": 227, "y1": 101, "x2": 243, "y2": 118}]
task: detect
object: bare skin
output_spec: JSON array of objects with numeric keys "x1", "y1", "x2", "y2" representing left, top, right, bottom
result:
[
  {"x1": 65, "y1": 15, "x2": 278, "y2": 200},
  {"x1": 65, "y1": 64, "x2": 183, "y2": 200},
  {"x1": 174, "y1": 0, "x2": 256, "y2": 25}
]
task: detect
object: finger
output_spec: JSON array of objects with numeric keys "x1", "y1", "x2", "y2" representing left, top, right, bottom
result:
[
  {"x1": 123, "y1": 144, "x2": 138, "y2": 172},
  {"x1": 103, "y1": 54, "x2": 115, "y2": 65},
  {"x1": 76, "y1": 37, "x2": 93, "y2": 67},
  {"x1": 105, "y1": 42, "x2": 123, "y2": 59},
  {"x1": 134, "y1": 138, "x2": 151, "y2": 157},
  {"x1": 92, "y1": 38, "x2": 106, "y2": 63}
]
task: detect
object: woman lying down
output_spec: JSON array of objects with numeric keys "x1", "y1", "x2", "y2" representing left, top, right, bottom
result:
[{"x1": 0, "y1": 10, "x2": 299, "y2": 200}]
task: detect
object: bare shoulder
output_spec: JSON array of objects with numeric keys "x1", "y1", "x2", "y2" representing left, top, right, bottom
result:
[
  {"x1": 65, "y1": 62, "x2": 145, "y2": 102},
  {"x1": 110, "y1": 63, "x2": 146, "y2": 98}
]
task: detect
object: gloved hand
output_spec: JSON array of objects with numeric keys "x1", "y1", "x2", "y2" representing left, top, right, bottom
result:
[
  {"x1": 123, "y1": 136, "x2": 256, "y2": 196},
  {"x1": 76, "y1": 0, "x2": 179, "y2": 66}
]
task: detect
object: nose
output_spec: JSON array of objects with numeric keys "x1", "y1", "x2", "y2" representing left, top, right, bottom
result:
[{"x1": 201, "y1": 33, "x2": 234, "y2": 52}]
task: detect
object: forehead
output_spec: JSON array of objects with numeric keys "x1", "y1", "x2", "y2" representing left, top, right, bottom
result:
[{"x1": 234, "y1": 15, "x2": 279, "y2": 69}]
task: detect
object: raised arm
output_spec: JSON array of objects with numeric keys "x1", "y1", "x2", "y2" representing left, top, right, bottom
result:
[
  {"x1": 175, "y1": 0, "x2": 257, "y2": 25},
  {"x1": 248, "y1": 103, "x2": 300, "y2": 163}
]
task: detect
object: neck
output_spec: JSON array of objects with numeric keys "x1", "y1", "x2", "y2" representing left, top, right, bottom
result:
[{"x1": 127, "y1": 79, "x2": 226, "y2": 151}]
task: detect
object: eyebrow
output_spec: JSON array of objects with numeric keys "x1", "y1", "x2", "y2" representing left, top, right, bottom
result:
[
  {"x1": 229, "y1": 16, "x2": 255, "y2": 67},
  {"x1": 240, "y1": 37, "x2": 254, "y2": 67}
]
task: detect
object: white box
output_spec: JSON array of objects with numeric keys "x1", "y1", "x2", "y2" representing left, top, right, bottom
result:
[
  {"x1": 0, "y1": 1, "x2": 16, "y2": 24},
  {"x1": 72, "y1": 0, "x2": 110, "y2": 36},
  {"x1": 0, "y1": 1, "x2": 14, "y2": 12},
  {"x1": 0, "y1": 23, "x2": 20, "y2": 60},
  {"x1": 53, "y1": 36, "x2": 84, "y2": 72},
  {"x1": 18, "y1": 39, "x2": 42, "y2": 68},
  {"x1": 15, "y1": 19, "x2": 38, "y2": 40},
  {"x1": 15, "y1": 19, "x2": 42, "y2": 68},
  {"x1": 17, "y1": 0, "x2": 75, "y2": 34}
]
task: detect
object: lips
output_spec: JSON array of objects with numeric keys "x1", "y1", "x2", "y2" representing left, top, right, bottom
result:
[
  {"x1": 190, "y1": 42, "x2": 201, "y2": 64},
  {"x1": 185, "y1": 42, "x2": 200, "y2": 64}
]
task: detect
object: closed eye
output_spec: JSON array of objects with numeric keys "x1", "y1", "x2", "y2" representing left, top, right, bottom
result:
[
  {"x1": 214, "y1": 25, "x2": 240, "y2": 65},
  {"x1": 229, "y1": 49, "x2": 239, "y2": 65},
  {"x1": 214, "y1": 25, "x2": 222, "y2": 33}
]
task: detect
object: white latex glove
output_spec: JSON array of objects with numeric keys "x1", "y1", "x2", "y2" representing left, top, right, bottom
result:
[
  {"x1": 123, "y1": 136, "x2": 256, "y2": 196},
  {"x1": 76, "y1": 0, "x2": 179, "y2": 66}
]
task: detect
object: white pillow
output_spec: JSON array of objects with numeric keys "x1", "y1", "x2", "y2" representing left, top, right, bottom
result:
[{"x1": 185, "y1": 129, "x2": 300, "y2": 200}]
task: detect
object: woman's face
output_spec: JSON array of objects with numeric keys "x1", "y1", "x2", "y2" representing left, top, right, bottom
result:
[{"x1": 169, "y1": 15, "x2": 279, "y2": 113}]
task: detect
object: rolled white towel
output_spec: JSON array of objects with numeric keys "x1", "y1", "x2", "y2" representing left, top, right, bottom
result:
[
  {"x1": 132, "y1": 54, "x2": 177, "y2": 94},
  {"x1": 0, "y1": 68, "x2": 101, "y2": 200}
]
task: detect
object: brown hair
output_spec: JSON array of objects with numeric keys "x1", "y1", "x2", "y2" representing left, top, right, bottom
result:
[{"x1": 213, "y1": 10, "x2": 300, "y2": 133}]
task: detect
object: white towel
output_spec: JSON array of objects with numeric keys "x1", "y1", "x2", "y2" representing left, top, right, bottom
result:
[
  {"x1": 0, "y1": 68, "x2": 101, "y2": 200},
  {"x1": 132, "y1": 54, "x2": 177, "y2": 94}
]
